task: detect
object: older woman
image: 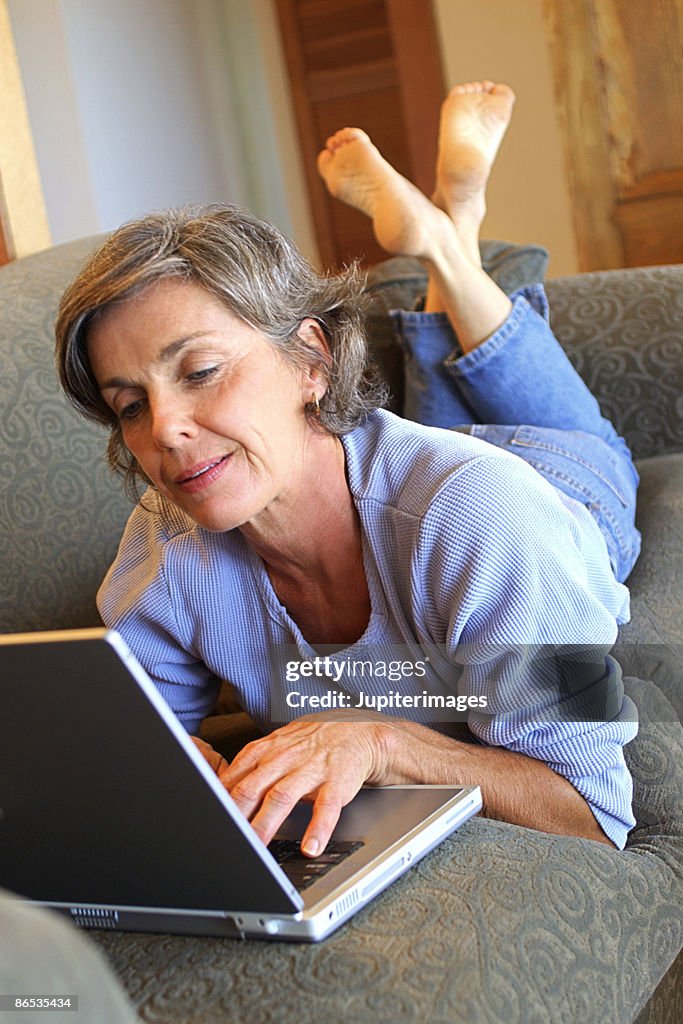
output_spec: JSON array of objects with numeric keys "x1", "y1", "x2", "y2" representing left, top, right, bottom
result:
[{"x1": 55, "y1": 83, "x2": 639, "y2": 860}]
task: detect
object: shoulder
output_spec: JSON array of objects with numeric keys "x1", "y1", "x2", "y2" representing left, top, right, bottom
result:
[
  {"x1": 97, "y1": 490, "x2": 244, "y2": 623},
  {"x1": 342, "y1": 408, "x2": 543, "y2": 519},
  {"x1": 103, "y1": 489, "x2": 204, "y2": 580}
]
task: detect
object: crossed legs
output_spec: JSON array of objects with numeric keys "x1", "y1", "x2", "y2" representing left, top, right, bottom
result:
[
  {"x1": 316, "y1": 80, "x2": 616, "y2": 436},
  {"x1": 316, "y1": 81, "x2": 516, "y2": 354},
  {"x1": 317, "y1": 83, "x2": 641, "y2": 582}
]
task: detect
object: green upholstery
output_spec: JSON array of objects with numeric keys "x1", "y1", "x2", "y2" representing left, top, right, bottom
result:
[{"x1": 1, "y1": 240, "x2": 681, "y2": 1024}]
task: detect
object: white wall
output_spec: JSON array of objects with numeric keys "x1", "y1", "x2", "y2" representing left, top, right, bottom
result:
[
  {"x1": 432, "y1": 0, "x2": 578, "y2": 277},
  {"x1": 6, "y1": 0, "x2": 251, "y2": 245},
  {"x1": 7, "y1": 0, "x2": 577, "y2": 275}
]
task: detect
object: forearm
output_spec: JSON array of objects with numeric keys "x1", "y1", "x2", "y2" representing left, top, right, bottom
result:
[{"x1": 378, "y1": 718, "x2": 615, "y2": 846}]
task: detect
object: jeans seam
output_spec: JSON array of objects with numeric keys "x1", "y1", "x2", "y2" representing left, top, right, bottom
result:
[
  {"x1": 510, "y1": 437, "x2": 629, "y2": 507},
  {"x1": 523, "y1": 458, "x2": 629, "y2": 555}
]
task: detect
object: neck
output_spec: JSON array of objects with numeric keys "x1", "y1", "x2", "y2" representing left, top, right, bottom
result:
[{"x1": 238, "y1": 431, "x2": 358, "y2": 583}]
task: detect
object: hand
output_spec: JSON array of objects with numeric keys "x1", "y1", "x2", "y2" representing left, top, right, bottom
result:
[
  {"x1": 191, "y1": 735, "x2": 232, "y2": 784},
  {"x1": 216, "y1": 713, "x2": 390, "y2": 856}
]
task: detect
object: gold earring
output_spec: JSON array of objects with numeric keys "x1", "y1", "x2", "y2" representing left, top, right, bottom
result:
[{"x1": 311, "y1": 393, "x2": 321, "y2": 418}]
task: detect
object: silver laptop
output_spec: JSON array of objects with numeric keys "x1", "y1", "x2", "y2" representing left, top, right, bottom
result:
[{"x1": 0, "y1": 628, "x2": 481, "y2": 942}]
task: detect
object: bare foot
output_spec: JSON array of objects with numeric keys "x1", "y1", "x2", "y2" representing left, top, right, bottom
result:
[
  {"x1": 434, "y1": 81, "x2": 516, "y2": 245},
  {"x1": 317, "y1": 127, "x2": 453, "y2": 259}
]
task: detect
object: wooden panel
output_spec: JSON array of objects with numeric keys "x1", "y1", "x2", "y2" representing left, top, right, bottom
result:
[
  {"x1": 543, "y1": 0, "x2": 683, "y2": 270},
  {"x1": 275, "y1": 0, "x2": 445, "y2": 269},
  {"x1": 542, "y1": 0, "x2": 624, "y2": 270},
  {"x1": 592, "y1": 0, "x2": 683, "y2": 195},
  {"x1": 297, "y1": 0, "x2": 387, "y2": 40},
  {"x1": 386, "y1": 0, "x2": 443, "y2": 197},
  {"x1": 615, "y1": 194, "x2": 683, "y2": 267},
  {"x1": 306, "y1": 60, "x2": 396, "y2": 102}
]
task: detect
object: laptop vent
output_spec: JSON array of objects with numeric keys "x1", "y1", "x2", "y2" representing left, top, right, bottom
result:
[
  {"x1": 70, "y1": 906, "x2": 120, "y2": 930},
  {"x1": 332, "y1": 889, "x2": 359, "y2": 919}
]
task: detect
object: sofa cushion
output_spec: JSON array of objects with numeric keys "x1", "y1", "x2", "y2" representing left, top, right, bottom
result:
[
  {"x1": 617, "y1": 452, "x2": 683, "y2": 652},
  {"x1": 0, "y1": 236, "x2": 132, "y2": 633},
  {"x1": 546, "y1": 265, "x2": 683, "y2": 461},
  {"x1": 92, "y1": 673, "x2": 682, "y2": 1024}
]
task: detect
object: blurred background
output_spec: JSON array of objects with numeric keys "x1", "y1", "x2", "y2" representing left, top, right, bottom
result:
[{"x1": 1, "y1": 0, "x2": 681, "y2": 277}]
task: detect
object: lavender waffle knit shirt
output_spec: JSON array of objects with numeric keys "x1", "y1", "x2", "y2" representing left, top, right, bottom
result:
[{"x1": 98, "y1": 409, "x2": 637, "y2": 847}]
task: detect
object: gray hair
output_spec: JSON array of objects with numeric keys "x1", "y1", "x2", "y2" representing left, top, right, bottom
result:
[{"x1": 55, "y1": 203, "x2": 387, "y2": 498}]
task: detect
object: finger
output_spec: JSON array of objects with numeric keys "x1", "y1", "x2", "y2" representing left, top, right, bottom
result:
[
  {"x1": 226, "y1": 745, "x2": 314, "y2": 822},
  {"x1": 300, "y1": 784, "x2": 345, "y2": 857},
  {"x1": 220, "y1": 724, "x2": 313, "y2": 789},
  {"x1": 219, "y1": 740, "x2": 265, "y2": 789},
  {"x1": 191, "y1": 735, "x2": 229, "y2": 776},
  {"x1": 248, "y1": 770, "x2": 319, "y2": 847}
]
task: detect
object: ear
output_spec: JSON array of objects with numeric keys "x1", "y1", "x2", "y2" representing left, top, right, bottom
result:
[{"x1": 295, "y1": 317, "x2": 331, "y2": 393}]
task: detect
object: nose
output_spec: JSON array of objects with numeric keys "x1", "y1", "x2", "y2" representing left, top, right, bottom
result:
[{"x1": 148, "y1": 394, "x2": 197, "y2": 450}]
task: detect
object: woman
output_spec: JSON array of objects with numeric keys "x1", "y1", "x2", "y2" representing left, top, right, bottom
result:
[{"x1": 55, "y1": 82, "x2": 640, "y2": 858}]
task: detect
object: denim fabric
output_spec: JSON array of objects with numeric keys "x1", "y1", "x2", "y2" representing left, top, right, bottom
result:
[{"x1": 391, "y1": 285, "x2": 641, "y2": 583}]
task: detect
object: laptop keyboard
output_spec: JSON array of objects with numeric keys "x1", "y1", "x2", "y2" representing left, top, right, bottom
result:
[{"x1": 268, "y1": 838, "x2": 364, "y2": 891}]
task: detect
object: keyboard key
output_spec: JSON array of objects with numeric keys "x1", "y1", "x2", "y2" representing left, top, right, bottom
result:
[{"x1": 268, "y1": 839, "x2": 364, "y2": 891}]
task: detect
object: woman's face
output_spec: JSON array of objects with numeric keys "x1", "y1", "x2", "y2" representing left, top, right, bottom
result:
[{"x1": 87, "y1": 278, "x2": 323, "y2": 532}]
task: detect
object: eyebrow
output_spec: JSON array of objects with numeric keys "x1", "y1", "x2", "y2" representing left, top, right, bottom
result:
[{"x1": 99, "y1": 332, "x2": 215, "y2": 391}]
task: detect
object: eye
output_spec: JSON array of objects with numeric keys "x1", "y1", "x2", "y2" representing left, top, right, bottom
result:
[
  {"x1": 186, "y1": 366, "x2": 219, "y2": 384},
  {"x1": 119, "y1": 398, "x2": 146, "y2": 421}
]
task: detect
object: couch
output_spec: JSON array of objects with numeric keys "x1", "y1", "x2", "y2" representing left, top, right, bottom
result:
[{"x1": 1, "y1": 237, "x2": 681, "y2": 1024}]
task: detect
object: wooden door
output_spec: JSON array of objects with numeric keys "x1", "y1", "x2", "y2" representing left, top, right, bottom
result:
[
  {"x1": 275, "y1": 0, "x2": 446, "y2": 269},
  {"x1": 544, "y1": 0, "x2": 683, "y2": 270}
]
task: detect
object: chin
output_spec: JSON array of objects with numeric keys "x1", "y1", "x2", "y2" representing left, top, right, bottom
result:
[
  {"x1": 185, "y1": 508, "x2": 245, "y2": 533},
  {"x1": 180, "y1": 496, "x2": 262, "y2": 534}
]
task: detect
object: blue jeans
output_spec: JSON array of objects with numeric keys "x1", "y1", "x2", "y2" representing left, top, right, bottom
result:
[{"x1": 391, "y1": 285, "x2": 641, "y2": 583}]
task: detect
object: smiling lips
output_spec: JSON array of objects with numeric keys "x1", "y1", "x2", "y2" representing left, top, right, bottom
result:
[{"x1": 175, "y1": 454, "x2": 231, "y2": 493}]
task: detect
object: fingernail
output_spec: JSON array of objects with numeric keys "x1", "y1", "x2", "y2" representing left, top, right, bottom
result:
[{"x1": 303, "y1": 838, "x2": 320, "y2": 857}]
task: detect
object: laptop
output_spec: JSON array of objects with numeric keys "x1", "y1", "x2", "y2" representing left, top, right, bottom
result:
[{"x1": 0, "y1": 628, "x2": 481, "y2": 942}]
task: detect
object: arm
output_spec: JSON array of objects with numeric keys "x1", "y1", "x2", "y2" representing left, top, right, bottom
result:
[
  {"x1": 210, "y1": 455, "x2": 635, "y2": 855},
  {"x1": 376, "y1": 717, "x2": 614, "y2": 845},
  {"x1": 422, "y1": 454, "x2": 637, "y2": 847},
  {"x1": 203, "y1": 707, "x2": 613, "y2": 857}
]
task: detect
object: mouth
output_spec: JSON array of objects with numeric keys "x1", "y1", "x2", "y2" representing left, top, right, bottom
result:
[{"x1": 175, "y1": 454, "x2": 232, "y2": 492}]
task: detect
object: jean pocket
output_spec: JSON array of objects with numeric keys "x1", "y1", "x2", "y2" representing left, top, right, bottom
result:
[{"x1": 509, "y1": 426, "x2": 631, "y2": 508}]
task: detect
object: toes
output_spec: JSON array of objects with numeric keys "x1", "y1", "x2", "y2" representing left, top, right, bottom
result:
[
  {"x1": 491, "y1": 83, "x2": 516, "y2": 104},
  {"x1": 323, "y1": 127, "x2": 369, "y2": 154},
  {"x1": 449, "y1": 80, "x2": 514, "y2": 99}
]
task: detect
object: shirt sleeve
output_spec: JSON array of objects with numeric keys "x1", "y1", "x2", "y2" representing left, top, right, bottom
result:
[
  {"x1": 416, "y1": 451, "x2": 637, "y2": 848},
  {"x1": 97, "y1": 503, "x2": 221, "y2": 734}
]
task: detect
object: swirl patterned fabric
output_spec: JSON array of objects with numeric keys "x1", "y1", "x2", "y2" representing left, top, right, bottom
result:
[
  {"x1": 545, "y1": 268, "x2": 683, "y2": 461},
  {"x1": 1, "y1": 239, "x2": 681, "y2": 1023},
  {"x1": 0, "y1": 236, "x2": 133, "y2": 633},
  {"x1": 91, "y1": 677, "x2": 682, "y2": 1024}
]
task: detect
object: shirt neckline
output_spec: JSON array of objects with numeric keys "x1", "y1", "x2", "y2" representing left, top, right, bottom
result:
[{"x1": 248, "y1": 526, "x2": 387, "y2": 658}]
